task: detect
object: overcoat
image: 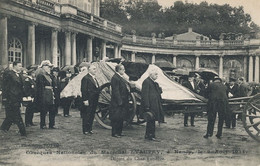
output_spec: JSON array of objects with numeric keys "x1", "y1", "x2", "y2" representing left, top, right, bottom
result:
[
  {"x1": 141, "y1": 77, "x2": 163, "y2": 121},
  {"x1": 206, "y1": 81, "x2": 228, "y2": 113},
  {"x1": 109, "y1": 73, "x2": 130, "y2": 121},
  {"x1": 2, "y1": 70, "x2": 24, "y2": 106}
]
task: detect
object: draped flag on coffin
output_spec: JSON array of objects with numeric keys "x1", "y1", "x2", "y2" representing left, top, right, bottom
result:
[{"x1": 60, "y1": 61, "x2": 205, "y2": 103}]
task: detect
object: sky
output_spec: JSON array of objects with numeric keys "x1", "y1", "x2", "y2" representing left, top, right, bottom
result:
[{"x1": 157, "y1": 0, "x2": 260, "y2": 26}]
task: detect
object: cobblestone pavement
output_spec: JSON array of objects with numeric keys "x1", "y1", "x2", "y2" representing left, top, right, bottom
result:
[{"x1": 0, "y1": 106, "x2": 260, "y2": 166}]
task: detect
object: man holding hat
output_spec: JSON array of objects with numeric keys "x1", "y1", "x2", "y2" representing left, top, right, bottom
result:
[
  {"x1": 36, "y1": 60, "x2": 57, "y2": 129},
  {"x1": 204, "y1": 76, "x2": 228, "y2": 139},
  {"x1": 141, "y1": 68, "x2": 163, "y2": 141}
]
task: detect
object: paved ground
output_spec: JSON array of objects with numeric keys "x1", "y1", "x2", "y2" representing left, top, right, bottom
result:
[{"x1": 0, "y1": 105, "x2": 260, "y2": 166}]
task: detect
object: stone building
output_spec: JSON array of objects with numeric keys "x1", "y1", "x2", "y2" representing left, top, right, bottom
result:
[{"x1": 0, "y1": 0, "x2": 122, "y2": 68}]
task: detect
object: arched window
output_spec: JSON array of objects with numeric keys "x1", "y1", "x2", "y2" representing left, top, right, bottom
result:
[
  {"x1": 177, "y1": 58, "x2": 193, "y2": 71},
  {"x1": 8, "y1": 37, "x2": 22, "y2": 63}
]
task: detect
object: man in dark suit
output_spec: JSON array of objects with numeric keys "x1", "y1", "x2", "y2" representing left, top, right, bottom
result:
[
  {"x1": 110, "y1": 64, "x2": 130, "y2": 138},
  {"x1": 141, "y1": 68, "x2": 163, "y2": 141},
  {"x1": 204, "y1": 76, "x2": 228, "y2": 139},
  {"x1": 81, "y1": 64, "x2": 99, "y2": 135},
  {"x1": 225, "y1": 77, "x2": 239, "y2": 128},
  {"x1": 51, "y1": 67, "x2": 60, "y2": 116},
  {"x1": 182, "y1": 74, "x2": 198, "y2": 127},
  {"x1": 0, "y1": 61, "x2": 26, "y2": 136}
]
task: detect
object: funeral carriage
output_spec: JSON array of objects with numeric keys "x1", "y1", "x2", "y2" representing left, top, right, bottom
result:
[{"x1": 60, "y1": 60, "x2": 260, "y2": 143}]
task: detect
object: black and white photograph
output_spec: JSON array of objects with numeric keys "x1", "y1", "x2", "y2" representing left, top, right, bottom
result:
[{"x1": 0, "y1": 0, "x2": 260, "y2": 165}]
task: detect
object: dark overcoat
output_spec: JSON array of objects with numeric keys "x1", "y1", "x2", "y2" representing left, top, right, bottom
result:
[
  {"x1": 206, "y1": 82, "x2": 228, "y2": 113},
  {"x1": 109, "y1": 73, "x2": 130, "y2": 121},
  {"x1": 141, "y1": 77, "x2": 163, "y2": 121},
  {"x1": 35, "y1": 72, "x2": 54, "y2": 106},
  {"x1": 2, "y1": 70, "x2": 24, "y2": 106}
]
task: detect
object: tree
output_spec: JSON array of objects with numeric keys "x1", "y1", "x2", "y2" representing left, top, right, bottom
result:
[{"x1": 100, "y1": 0, "x2": 255, "y2": 39}]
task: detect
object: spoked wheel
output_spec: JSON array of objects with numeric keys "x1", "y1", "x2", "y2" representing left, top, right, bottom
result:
[
  {"x1": 243, "y1": 94, "x2": 260, "y2": 142},
  {"x1": 95, "y1": 83, "x2": 137, "y2": 129}
]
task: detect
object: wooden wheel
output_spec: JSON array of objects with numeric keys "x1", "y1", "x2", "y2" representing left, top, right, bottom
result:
[
  {"x1": 243, "y1": 93, "x2": 260, "y2": 142},
  {"x1": 95, "y1": 83, "x2": 137, "y2": 129}
]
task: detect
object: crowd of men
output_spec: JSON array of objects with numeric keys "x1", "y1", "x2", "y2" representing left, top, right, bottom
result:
[{"x1": 0, "y1": 60, "x2": 257, "y2": 141}]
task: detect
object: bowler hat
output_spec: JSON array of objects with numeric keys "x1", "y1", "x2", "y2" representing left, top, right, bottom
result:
[
  {"x1": 52, "y1": 67, "x2": 60, "y2": 73},
  {"x1": 213, "y1": 76, "x2": 222, "y2": 82},
  {"x1": 143, "y1": 112, "x2": 154, "y2": 121},
  {"x1": 229, "y1": 77, "x2": 236, "y2": 82}
]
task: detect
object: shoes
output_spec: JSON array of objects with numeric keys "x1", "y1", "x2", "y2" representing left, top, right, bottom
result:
[
  {"x1": 89, "y1": 131, "x2": 94, "y2": 134},
  {"x1": 184, "y1": 124, "x2": 188, "y2": 127},
  {"x1": 191, "y1": 124, "x2": 195, "y2": 127},
  {"x1": 83, "y1": 132, "x2": 92, "y2": 135},
  {"x1": 112, "y1": 134, "x2": 121, "y2": 138},
  {"x1": 64, "y1": 114, "x2": 68, "y2": 117},
  {"x1": 203, "y1": 134, "x2": 213, "y2": 139},
  {"x1": 49, "y1": 126, "x2": 58, "y2": 129},
  {"x1": 30, "y1": 123, "x2": 37, "y2": 126},
  {"x1": 40, "y1": 126, "x2": 47, "y2": 129},
  {"x1": 145, "y1": 137, "x2": 160, "y2": 142},
  {"x1": 216, "y1": 135, "x2": 221, "y2": 139}
]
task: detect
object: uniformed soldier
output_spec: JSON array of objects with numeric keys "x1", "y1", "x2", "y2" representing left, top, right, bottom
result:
[
  {"x1": 51, "y1": 67, "x2": 60, "y2": 116},
  {"x1": 36, "y1": 60, "x2": 57, "y2": 129},
  {"x1": 24, "y1": 69, "x2": 37, "y2": 127}
]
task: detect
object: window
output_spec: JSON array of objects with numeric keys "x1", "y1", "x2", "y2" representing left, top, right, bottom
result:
[{"x1": 8, "y1": 37, "x2": 22, "y2": 63}]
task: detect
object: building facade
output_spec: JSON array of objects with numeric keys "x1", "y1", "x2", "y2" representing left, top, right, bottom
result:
[{"x1": 0, "y1": 0, "x2": 122, "y2": 68}]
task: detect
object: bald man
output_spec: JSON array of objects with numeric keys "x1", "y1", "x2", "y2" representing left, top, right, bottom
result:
[{"x1": 81, "y1": 64, "x2": 99, "y2": 135}]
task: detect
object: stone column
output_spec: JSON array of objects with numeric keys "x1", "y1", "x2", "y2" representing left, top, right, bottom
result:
[
  {"x1": 131, "y1": 52, "x2": 135, "y2": 62},
  {"x1": 65, "y1": 31, "x2": 71, "y2": 65},
  {"x1": 114, "y1": 44, "x2": 118, "y2": 58},
  {"x1": 101, "y1": 40, "x2": 107, "y2": 60},
  {"x1": 249, "y1": 54, "x2": 254, "y2": 82},
  {"x1": 71, "y1": 32, "x2": 77, "y2": 65},
  {"x1": 219, "y1": 54, "x2": 224, "y2": 78},
  {"x1": 87, "y1": 36, "x2": 93, "y2": 62},
  {"x1": 173, "y1": 55, "x2": 177, "y2": 68},
  {"x1": 28, "y1": 22, "x2": 36, "y2": 65},
  {"x1": 51, "y1": 29, "x2": 58, "y2": 67},
  {"x1": 255, "y1": 55, "x2": 259, "y2": 82},
  {"x1": 152, "y1": 54, "x2": 156, "y2": 64},
  {"x1": 195, "y1": 54, "x2": 200, "y2": 70},
  {"x1": 118, "y1": 46, "x2": 122, "y2": 58},
  {"x1": 0, "y1": 15, "x2": 8, "y2": 68},
  {"x1": 243, "y1": 56, "x2": 248, "y2": 81}
]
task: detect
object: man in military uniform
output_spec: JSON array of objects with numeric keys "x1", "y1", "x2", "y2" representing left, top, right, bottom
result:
[
  {"x1": 36, "y1": 60, "x2": 57, "y2": 129},
  {"x1": 24, "y1": 69, "x2": 37, "y2": 127},
  {"x1": 0, "y1": 61, "x2": 26, "y2": 136}
]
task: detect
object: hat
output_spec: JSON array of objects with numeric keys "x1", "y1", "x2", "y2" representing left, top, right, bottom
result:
[
  {"x1": 52, "y1": 67, "x2": 60, "y2": 73},
  {"x1": 40, "y1": 60, "x2": 53, "y2": 68},
  {"x1": 143, "y1": 112, "x2": 154, "y2": 122},
  {"x1": 229, "y1": 77, "x2": 236, "y2": 82},
  {"x1": 188, "y1": 72, "x2": 195, "y2": 78},
  {"x1": 66, "y1": 69, "x2": 72, "y2": 74},
  {"x1": 213, "y1": 76, "x2": 222, "y2": 82}
]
